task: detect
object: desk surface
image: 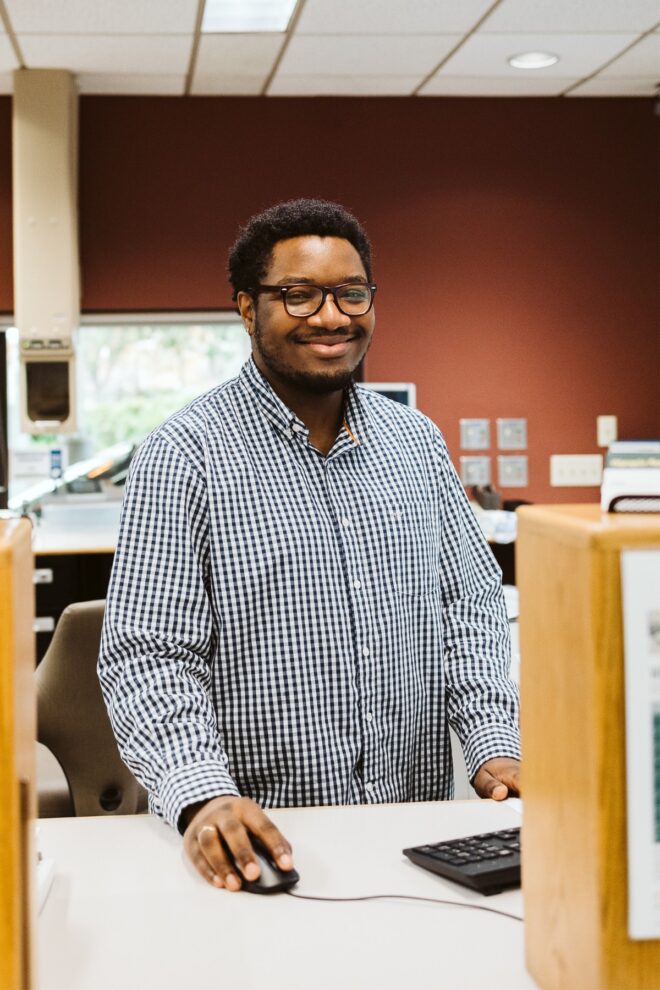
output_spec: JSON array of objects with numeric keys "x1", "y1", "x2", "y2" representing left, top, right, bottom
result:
[{"x1": 38, "y1": 799, "x2": 535, "y2": 990}]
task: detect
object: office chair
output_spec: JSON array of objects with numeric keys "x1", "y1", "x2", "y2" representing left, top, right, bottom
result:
[{"x1": 36, "y1": 599, "x2": 148, "y2": 817}]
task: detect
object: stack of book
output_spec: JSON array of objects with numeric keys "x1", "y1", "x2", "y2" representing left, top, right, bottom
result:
[{"x1": 600, "y1": 441, "x2": 660, "y2": 512}]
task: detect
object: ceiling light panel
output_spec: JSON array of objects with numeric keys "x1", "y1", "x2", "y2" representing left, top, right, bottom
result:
[
  {"x1": 596, "y1": 33, "x2": 660, "y2": 75},
  {"x1": 77, "y1": 73, "x2": 186, "y2": 95},
  {"x1": 484, "y1": 0, "x2": 660, "y2": 34},
  {"x1": 268, "y1": 74, "x2": 422, "y2": 95},
  {"x1": 297, "y1": 0, "x2": 496, "y2": 34},
  {"x1": 201, "y1": 0, "x2": 297, "y2": 33},
  {"x1": 5, "y1": 0, "x2": 199, "y2": 34},
  {"x1": 278, "y1": 33, "x2": 460, "y2": 75},
  {"x1": 20, "y1": 34, "x2": 192, "y2": 74},
  {"x1": 436, "y1": 32, "x2": 637, "y2": 77},
  {"x1": 420, "y1": 74, "x2": 576, "y2": 96}
]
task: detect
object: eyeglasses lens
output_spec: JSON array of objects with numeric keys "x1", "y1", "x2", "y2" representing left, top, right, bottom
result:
[{"x1": 284, "y1": 284, "x2": 372, "y2": 317}]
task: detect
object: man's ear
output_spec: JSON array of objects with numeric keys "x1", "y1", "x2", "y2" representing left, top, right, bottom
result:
[{"x1": 236, "y1": 291, "x2": 255, "y2": 336}]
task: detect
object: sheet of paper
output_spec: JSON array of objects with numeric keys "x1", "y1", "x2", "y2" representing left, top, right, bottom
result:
[{"x1": 622, "y1": 549, "x2": 660, "y2": 939}]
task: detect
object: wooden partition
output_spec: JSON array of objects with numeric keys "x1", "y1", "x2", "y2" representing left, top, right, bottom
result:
[
  {"x1": 0, "y1": 518, "x2": 36, "y2": 990},
  {"x1": 517, "y1": 505, "x2": 660, "y2": 990}
]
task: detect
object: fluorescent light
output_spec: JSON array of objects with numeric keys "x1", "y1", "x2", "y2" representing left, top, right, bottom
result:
[
  {"x1": 508, "y1": 51, "x2": 559, "y2": 70},
  {"x1": 201, "y1": 0, "x2": 297, "y2": 33}
]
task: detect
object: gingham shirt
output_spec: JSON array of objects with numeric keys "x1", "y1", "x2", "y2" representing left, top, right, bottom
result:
[{"x1": 99, "y1": 357, "x2": 520, "y2": 830}]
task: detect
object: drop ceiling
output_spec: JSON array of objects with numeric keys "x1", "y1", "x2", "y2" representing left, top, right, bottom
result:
[{"x1": 0, "y1": 0, "x2": 658, "y2": 98}]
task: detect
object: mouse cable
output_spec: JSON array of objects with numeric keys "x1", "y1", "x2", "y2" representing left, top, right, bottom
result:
[{"x1": 285, "y1": 890, "x2": 523, "y2": 922}]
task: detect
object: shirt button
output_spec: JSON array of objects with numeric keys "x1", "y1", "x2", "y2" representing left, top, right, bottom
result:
[
  {"x1": 365, "y1": 782, "x2": 375, "y2": 793},
  {"x1": 366, "y1": 712, "x2": 373, "y2": 722},
  {"x1": 341, "y1": 517, "x2": 350, "y2": 528},
  {"x1": 362, "y1": 646, "x2": 370, "y2": 657},
  {"x1": 353, "y1": 580, "x2": 361, "y2": 590}
]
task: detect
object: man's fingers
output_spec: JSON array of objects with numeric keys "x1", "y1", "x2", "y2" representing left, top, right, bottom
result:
[
  {"x1": 196, "y1": 823, "x2": 243, "y2": 889},
  {"x1": 242, "y1": 804, "x2": 294, "y2": 870}
]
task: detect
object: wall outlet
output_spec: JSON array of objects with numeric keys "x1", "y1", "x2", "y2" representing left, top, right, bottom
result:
[
  {"x1": 597, "y1": 415, "x2": 618, "y2": 448},
  {"x1": 460, "y1": 418, "x2": 490, "y2": 450},
  {"x1": 460, "y1": 456, "x2": 491, "y2": 486},
  {"x1": 498, "y1": 455, "x2": 528, "y2": 487},
  {"x1": 497, "y1": 418, "x2": 527, "y2": 450},
  {"x1": 550, "y1": 454, "x2": 603, "y2": 487}
]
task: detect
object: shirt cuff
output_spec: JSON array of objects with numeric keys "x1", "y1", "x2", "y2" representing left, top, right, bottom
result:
[
  {"x1": 461, "y1": 722, "x2": 522, "y2": 782},
  {"x1": 157, "y1": 761, "x2": 240, "y2": 833}
]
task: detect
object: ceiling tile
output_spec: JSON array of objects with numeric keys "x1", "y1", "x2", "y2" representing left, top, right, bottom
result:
[
  {"x1": 5, "y1": 0, "x2": 199, "y2": 34},
  {"x1": 268, "y1": 73, "x2": 421, "y2": 95},
  {"x1": 567, "y1": 76, "x2": 659, "y2": 96},
  {"x1": 278, "y1": 33, "x2": 460, "y2": 75},
  {"x1": 439, "y1": 32, "x2": 638, "y2": 77},
  {"x1": 77, "y1": 73, "x2": 186, "y2": 95},
  {"x1": 191, "y1": 75, "x2": 266, "y2": 95},
  {"x1": 484, "y1": 0, "x2": 660, "y2": 34},
  {"x1": 20, "y1": 34, "x2": 192, "y2": 74},
  {"x1": 420, "y1": 74, "x2": 578, "y2": 96},
  {"x1": 597, "y1": 33, "x2": 660, "y2": 75},
  {"x1": 0, "y1": 34, "x2": 18, "y2": 72},
  {"x1": 297, "y1": 0, "x2": 495, "y2": 35},
  {"x1": 194, "y1": 33, "x2": 283, "y2": 76}
]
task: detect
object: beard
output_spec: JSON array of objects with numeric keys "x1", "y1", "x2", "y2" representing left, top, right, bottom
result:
[{"x1": 252, "y1": 317, "x2": 371, "y2": 395}]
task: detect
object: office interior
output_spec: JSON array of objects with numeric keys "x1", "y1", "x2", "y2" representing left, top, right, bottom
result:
[{"x1": 1, "y1": 2, "x2": 659, "y2": 989}]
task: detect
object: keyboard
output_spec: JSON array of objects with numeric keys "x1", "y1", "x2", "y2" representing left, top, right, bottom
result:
[{"x1": 403, "y1": 826, "x2": 521, "y2": 896}]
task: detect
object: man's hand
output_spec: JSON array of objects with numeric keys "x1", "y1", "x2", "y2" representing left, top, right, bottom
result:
[
  {"x1": 182, "y1": 795, "x2": 294, "y2": 891},
  {"x1": 472, "y1": 757, "x2": 521, "y2": 800}
]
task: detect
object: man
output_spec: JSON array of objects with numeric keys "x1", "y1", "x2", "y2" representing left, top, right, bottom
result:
[{"x1": 99, "y1": 198, "x2": 520, "y2": 893}]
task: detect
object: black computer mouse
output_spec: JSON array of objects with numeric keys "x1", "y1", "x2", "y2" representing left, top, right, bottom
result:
[{"x1": 232, "y1": 834, "x2": 300, "y2": 895}]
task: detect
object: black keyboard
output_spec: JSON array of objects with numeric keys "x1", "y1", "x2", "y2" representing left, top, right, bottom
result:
[{"x1": 403, "y1": 826, "x2": 521, "y2": 896}]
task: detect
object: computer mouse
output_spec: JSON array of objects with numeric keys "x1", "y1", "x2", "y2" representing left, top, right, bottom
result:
[{"x1": 231, "y1": 834, "x2": 300, "y2": 895}]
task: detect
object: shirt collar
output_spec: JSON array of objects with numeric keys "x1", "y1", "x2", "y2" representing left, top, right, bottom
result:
[{"x1": 238, "y1": 357, "x2": 368, "y2": 451}]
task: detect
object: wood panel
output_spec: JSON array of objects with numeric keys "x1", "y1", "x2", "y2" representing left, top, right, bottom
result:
[
  {"x1": 518, "y1": 504, "x2": 660, "y2": 990},
  {"x1": 0, "y1": 518, "x2": 36, "y2": 990}
]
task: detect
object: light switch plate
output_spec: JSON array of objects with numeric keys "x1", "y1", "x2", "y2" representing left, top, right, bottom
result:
[
  {"x1": 497, "y1": 418, "x2": 527, "y2": 450},
  {"x1": 597, "y1": 415, "x2": 618, "y2": 448},
  {"x1": 460, "y1": 418, "x2": 490, "y2": 450},
  {"x1": 498, "y1": 455, "x2": 528, "y2": 487},
  {"x1": 460, "y1": 456, "x2": 491, "y2": 487},
  {"x1": 550, "y1": 454, "x2": 603, "y2": 487}
]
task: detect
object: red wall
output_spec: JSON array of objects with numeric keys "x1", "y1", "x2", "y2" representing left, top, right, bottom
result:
[{"x1": 1, "y1": 96, "x2": 658, "y2": 503}]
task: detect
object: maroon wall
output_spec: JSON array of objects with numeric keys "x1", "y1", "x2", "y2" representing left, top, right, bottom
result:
[{"x1": 1, "y1": 95, "x2": 658, "y2": 503}]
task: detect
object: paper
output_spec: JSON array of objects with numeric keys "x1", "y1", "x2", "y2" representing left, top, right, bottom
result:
[{"x1": 622, "y1": 549, "x2": 660, "y2": 939}]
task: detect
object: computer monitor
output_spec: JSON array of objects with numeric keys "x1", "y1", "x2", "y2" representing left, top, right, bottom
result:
[{"x1": 361, "y1": 382, "x2": 417, "y2": 409}]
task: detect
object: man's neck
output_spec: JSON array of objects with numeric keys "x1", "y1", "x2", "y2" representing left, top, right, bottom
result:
[{"x1": 254, "y1": 360, "x2": 345, "y2": 456}]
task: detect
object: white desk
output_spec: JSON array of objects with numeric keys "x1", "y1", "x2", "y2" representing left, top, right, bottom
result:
[{"x1": 38, "y1": 799, "x2": 536, "y2": 990}]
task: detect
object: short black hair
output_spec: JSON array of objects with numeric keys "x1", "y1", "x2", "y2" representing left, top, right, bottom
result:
[{"x1": 227, "y1": 198, "x2": 373, "y2": 300}]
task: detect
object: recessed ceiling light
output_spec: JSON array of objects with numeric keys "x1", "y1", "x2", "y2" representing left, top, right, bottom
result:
[
  {"x1": 202, "y1": 0, "x2": 297, "y2": 33},
  {"x1": 508, "y1": 51, "x2": 559, "y2": 70}
]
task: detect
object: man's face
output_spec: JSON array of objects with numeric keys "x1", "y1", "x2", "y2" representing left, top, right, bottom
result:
[{"x1": 238, "y1": 236, "x2": 375, "y2": 394}]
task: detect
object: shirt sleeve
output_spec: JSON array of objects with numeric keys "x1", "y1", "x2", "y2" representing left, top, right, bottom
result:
[
  {"x1": 98, "y1": 433, "x2": 240, "y2": 831},
  {"x1": 432, "y1": 428, "x2": 521, "y2": 781}
]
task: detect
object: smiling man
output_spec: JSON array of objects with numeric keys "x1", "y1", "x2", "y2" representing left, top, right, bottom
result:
[{"x1": 99, "y1": 198, "x2": 521, "y2": 893}]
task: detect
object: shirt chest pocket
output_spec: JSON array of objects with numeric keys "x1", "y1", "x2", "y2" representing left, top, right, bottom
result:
[{"x1": 389, "y1": 497, "x2": 440, "y2": 599}]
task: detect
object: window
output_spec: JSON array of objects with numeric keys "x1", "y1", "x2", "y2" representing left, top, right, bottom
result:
[{"x1": 5, "y1": 313, "x2": 249, "y2": 499}]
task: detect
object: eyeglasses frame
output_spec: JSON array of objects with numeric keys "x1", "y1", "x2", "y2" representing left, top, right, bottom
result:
[{"x1": 248, "y1": 281, "x2": 377, "y2": 318}]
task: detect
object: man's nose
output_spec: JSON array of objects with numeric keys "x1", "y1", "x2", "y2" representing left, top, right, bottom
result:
[{"x1": 306, "y1": 294, "x2": 351, "y2": 329}]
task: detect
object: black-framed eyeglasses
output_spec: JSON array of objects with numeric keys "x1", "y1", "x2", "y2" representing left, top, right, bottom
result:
[{"x1": 249, "y1": 282, "x2": 377, "y2": 318}]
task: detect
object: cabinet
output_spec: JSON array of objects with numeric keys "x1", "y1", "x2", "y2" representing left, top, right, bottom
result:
[{"x1": 517, "y1": 504, "x2": 660, "y2": 990}]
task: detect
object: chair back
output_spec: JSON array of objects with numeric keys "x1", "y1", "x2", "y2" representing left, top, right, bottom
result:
[{"x1": 36, "y1": 599, "x2": 148, "y2": 816}]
